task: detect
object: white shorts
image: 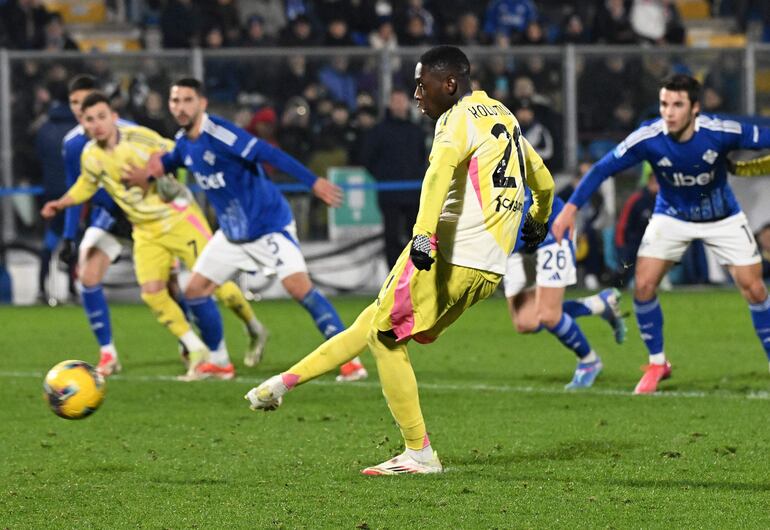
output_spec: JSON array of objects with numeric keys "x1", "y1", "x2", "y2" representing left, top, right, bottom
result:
[
  {"x1": 79, "y1": 226, "x2": 125, "y2": 262},
  {"x1": 638, "y1": 212, "x2": 761, "y2": 266},
  {"x1": 503, "y1": 240, "x2": 577, "y2": 297},
  {"x1": 193, "y1": 223, "x2": 308, "y2": 285}
]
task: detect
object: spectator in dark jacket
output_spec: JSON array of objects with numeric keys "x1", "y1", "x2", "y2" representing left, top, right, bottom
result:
[
  {"x1": 42, "y1": 12, "x2": 79, "y2": 51},
  {"x1": 35, "y1": 83, "x2": 77, "y2": 301},
  {"x1": 360, "y1": 88, "x2": 426, "y2": 268},
  {"x1": 592, "y1": 0, "x2": 636, "y2": 44},
  {"x1": 160, "y1": 0, "x2": 201, "y2": 48},
  {"x1": 615, "y1": 172, "x2": 658, "y2": 284},
  {"x1": 0, "y1": 0, "x2": 49, "y2": 49}
]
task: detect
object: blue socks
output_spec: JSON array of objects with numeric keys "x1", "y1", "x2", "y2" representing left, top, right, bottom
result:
[
  {"x1": 749, "y1": 296, "x2": 770, "y2": 361},
  {"x1": 562, "y1": 300, "x2": 592, "y2": 318},
  {"x1": 187, "y1": 296, "x2": 223, "y2": 351},
  {"x1": 173, "y1": 292, "x2": 193, "y2": 322},
  {"x1": 81, "y1": 284, "x2": 112, "y2": 347},
  {"x1": 300, "y1": 288, "x2": 345, "y2": 339},
  {"x1": 634, "y1": 297, "x2": 664, "y2": 355},
  {"x1": 546, "y1": 313, "x2": 591, "y2": 359}
]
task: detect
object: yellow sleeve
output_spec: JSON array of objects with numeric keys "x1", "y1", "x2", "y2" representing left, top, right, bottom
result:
[
  {"x1": 733, "y1": 153, "x2": 770, "y2": 177},
  {"x1": 413, "y1": 108, "x2": 468, "y2": 236},
  {"x1": 522, "y1": 136, "x2": 554, "y2": 224},
  {"x1": 125, "y1": 126, "x2": 175, "y2": 152},
  {"x1": 67, "y1": 154, "x2": 100, "y2": 204}
]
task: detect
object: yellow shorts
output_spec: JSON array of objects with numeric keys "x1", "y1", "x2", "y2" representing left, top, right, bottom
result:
[
  {"x1": 132, "y1": 207, "x2": 213, "y2": 285},
  {"x1": 373, "y1": 244, "x2": 501, "y2": 343}
]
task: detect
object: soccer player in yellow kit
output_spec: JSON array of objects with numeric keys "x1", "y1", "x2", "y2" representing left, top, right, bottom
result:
[
  {"x1": 245, "y1": 46, "x2": 556, "y2": 474},
  {"x1": 41, "y1": 92, "x2": 265, "y2": 380}
]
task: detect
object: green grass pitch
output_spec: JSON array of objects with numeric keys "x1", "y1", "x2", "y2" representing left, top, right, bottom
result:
[{"x1": 1, "y1": 290, "x2": 769, "y2": 528}]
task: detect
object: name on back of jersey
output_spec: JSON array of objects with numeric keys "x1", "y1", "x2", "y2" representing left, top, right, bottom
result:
[{"x1": 467, "y1": 103, "x2": 512, "y2": 120}]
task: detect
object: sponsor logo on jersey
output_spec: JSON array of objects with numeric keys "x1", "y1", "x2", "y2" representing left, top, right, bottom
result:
[
  {"x1": 664, "y1": 170, "x2": 715, "y2": 187},
  {"x1": 203, "y1": 150, "x2": 216, "y2": 165},
  {"x1": 194, "y1": 171, "x2": 226, "y2": 189},
  {"x1": 702, "y1": 149, "x2": 718, "y2": 164},
  {"x1": 493, "y1": 193, "x2": 523, "y2": 213},
  {"x1": 656, "y1": 157, "x2": 672, "y2": 167},
  {"x1": 184, "y1": 155, "x2": 193, "y2": 166}
]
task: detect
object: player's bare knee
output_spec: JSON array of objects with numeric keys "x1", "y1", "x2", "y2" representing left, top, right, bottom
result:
[
  {"x1": 742, "y1": 281, "x2": 768, "y2": 304},
  {"x1": 538, "y1": 309, "x2": 562, "y2": 329},
  {"x1": 515, "y1": 320, "x2": 537, "y2": 334},
  {"x1": 141, "y1": 281, "x2": 166, "y2": 297},
  {"x1": 282, "y1": 272, "x2": 312, "y2": 301},
  {"x1": 185, "y1": 274, "x2": 216, "y2": 299},
  {"x1": 633, "y1": 279, "x2": 657, "y2": 301},
  {"x1": 79, "y1": 266, "x2": 102, "y2": 287}
]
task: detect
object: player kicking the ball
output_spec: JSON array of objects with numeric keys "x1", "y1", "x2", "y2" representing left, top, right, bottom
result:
[
  {"x1": 553, "y1": 74, "x2": 770, "y2": 394},
  {"x1": 245, "y1": 46, "x2": 555, "y2": 475}
]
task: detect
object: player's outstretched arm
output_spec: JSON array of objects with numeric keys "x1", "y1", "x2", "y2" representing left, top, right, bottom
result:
[
  {"x1": 245, "y1": 137, "x2": 342, "y2": 206},
  {"x1": 41, "y1": 194, "x2": 77, "y2": 219},
  {"x1": 551, "y1": 203, "x2": 578, "y2": 243},
  {"x1": 311, "y1": 178, "x2": 343, "y2": 207}
]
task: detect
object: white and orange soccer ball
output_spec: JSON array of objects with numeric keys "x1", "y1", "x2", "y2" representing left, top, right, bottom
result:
[{"x1": 43, "y1": 360, "x2": 105, "y2": 419}]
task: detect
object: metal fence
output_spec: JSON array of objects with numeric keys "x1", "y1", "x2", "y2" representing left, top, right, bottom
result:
[{"x1": 2, "y1": 44, "x2": 770, "y2": 245}]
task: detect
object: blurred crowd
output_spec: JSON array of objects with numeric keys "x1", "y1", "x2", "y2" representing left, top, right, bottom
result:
[
  {"x1": 2, "y1": 0, "x2": 769, "y2": 289},
  {"x1": 5, "y1": 1, "x2": 768, "y2": 54}
]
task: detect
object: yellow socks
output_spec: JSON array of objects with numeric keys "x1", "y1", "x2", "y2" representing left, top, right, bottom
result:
[
  {"x1": 215, "y1": 281, "x2": 262, "y2": 333},
  {"x1": 284, "y1": 302, "x2": 376, "y2": 386},
  {"x1": 141, "y1": 289, "x2": 194, "y2": 340},
  {"x1": 367, "y1": 327, "x2": 426, "y2": 450}
]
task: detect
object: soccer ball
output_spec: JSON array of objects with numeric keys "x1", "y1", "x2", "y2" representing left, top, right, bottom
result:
[{"x1": 43, "y1": 360, "x2": 105, "y2": 420}]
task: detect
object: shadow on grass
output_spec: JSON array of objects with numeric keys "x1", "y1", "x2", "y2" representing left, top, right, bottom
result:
[
  {"x1": 150, "y1": 476, "x2": 230, "y2": 486},
  {"x1": 450, "y1": 439, "x2": 641, "y2": 466},
  {"x1": 609, "y1": 478, "x2": 770, "y2": 492}
]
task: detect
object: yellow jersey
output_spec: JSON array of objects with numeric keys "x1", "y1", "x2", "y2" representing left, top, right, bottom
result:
[
  {"x1": 414, "y1": 90, "x2": 554, "y2": 275},
  {"x1": 69, "y1": 124, "x2": 189, "y2": 237}
]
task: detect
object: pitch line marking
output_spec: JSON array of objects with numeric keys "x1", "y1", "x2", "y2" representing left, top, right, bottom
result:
[{"x1": 5, "y1": 370, "x2": 769, "y2": 401}]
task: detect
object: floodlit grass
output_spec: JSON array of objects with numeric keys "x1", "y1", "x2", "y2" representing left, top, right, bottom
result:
[{"x1": 1, "y1": 290, "x2": 769, "y2": 528}]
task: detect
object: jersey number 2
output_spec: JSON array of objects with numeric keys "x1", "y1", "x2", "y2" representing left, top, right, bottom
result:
[{"x1": 491, "y1": 123, "x2": 525, "y2": 189}]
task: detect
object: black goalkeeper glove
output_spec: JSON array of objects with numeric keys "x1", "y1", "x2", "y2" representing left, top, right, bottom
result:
[
  {"x1": 410, "y1": 234, "x2": 435, "y2": 271},
  {"x1": 59, "y1": 239, "x2": 77, "y2": 266},
  {"x1": 520, "y1": 213, "x2": 549, "y2": 253}
]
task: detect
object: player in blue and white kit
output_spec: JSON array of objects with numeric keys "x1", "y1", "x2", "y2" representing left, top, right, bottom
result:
[
  {"x1": 504, "y1": 192, "x2": 626, "y2": 389},
  {"x1": 132, "y1": 78, "x2": 367, "y2": 381},
  {"x1": 553, "y1": 74, "x2": 770, "y2": 394},
  {"x1": 61, "y1": 75, "x2": 135, "y2": 376}
]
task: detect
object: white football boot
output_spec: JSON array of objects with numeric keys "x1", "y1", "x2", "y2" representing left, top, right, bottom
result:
[
  {"x1": 176, "y1": 348, "x2": 210, "y2": 381},
  {"x1": 244, "y1": 323, "x2": 269, "y2": 368},
  {"x1": 361, "y1": 450, "x2": 443, "y2": 476},
  {"x1": 244, "y1": 374, "x2": 287, "y2": 411}
]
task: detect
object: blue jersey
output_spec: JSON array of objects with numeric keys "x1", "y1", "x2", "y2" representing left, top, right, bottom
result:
[
  {"x1": 513, "y1": 190, "x2": 565, "y2": 253},
  {"x1": 62, "y1": 119, "x2": 133, "y2": 239},
  {"x1": 161, "y1": 114, "x2": 318, "y2": 242},
  {"x1": 569, "y1": 115, "x2": 770, "y2": 222}
]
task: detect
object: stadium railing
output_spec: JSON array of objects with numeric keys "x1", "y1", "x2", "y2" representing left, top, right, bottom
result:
[{"x1": 2, "y1": 44, "x2": 770, "y2": 247}]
